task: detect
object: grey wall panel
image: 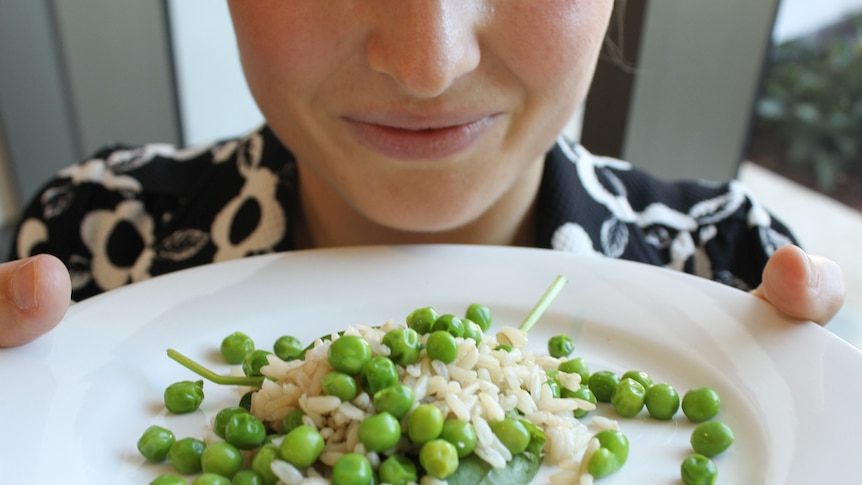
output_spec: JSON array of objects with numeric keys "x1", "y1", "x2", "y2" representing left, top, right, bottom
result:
[
  {"x1": 623, "y1": 0, "x2": 779, "y2": 181},
  {"x1": 52, "y1": 0, "x2": 180, "y2": 155},
  {"x1": 0, "y1": 1, "x2": 79, "y2": 212},
  {"x1": 0, "y1": 0, "x2": 181, "y2": 227}
]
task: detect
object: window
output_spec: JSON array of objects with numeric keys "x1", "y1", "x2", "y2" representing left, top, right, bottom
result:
[{"x1": 747, "y1": 1, "x2": 862, "y2": 212}]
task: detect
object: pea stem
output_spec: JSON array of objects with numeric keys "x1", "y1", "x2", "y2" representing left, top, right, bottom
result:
[
  {"x1": 519, "y1": 275, "x2": 568, "y2": 333},
  {"x1": 166, "y1": 348, "x2": 265, "y2": 387}
]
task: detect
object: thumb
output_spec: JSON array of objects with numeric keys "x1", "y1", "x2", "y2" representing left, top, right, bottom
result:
[
  {"x1": 0, "y1": 254, "x2": 72, "y2": 347},
  {"x1": 752, "y1": 245, "x2": 845, "y2": 325}
]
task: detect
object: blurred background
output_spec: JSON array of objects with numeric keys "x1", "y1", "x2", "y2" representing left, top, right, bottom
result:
[{"x1": 0, "y1": 1, "x2": 860, "y2": 343}]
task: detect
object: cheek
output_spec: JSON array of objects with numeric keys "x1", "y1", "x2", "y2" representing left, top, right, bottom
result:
[
  {"x1": 230, "y1": 4, "x2": 353, "y2": 105},
  {"x1": 491, "y1": 2, "x2": 612, "y2": 99}
]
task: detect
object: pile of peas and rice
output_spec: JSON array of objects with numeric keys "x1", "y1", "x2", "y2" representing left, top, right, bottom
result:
[{"x1": 138, "y1": 301, "x2": 734, "y2": 485}]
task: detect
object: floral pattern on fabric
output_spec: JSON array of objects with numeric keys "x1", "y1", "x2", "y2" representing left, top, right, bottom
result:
[
  {"x1": 80, "y1": 200, "x2": 154, "y2": 291},
  {"x1": 11, "y1": 125, "x2": 795, "y2": 302}
]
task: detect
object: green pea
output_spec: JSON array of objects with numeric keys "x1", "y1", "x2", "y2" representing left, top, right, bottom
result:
[
  {"x1": 382, "y1": 328, "x2": 422, "y2": 366},
  {"x1": 690, "y1": 421, "x2": 734, "y2": 457},
  {"x1": 224, "y1": 412, "x2": 266, "y2": 450},
  {"x1": 489, "y1": 418, "x2": 530, "y2": 455},
  {"x1": 461, "y1": 319, "x2": 483, "y2": 343},
  {"x1": 200, "y1": 441, "x2": 243, "y2": 478},
  {"x1": 558, "y1": 357, "x2": 590, "y2": 387},
  {"x1": 440, "y1": 419, "x2": 478, "y2": 458},
  {"x1": 406, "y1": 307, "x2": 438, "y2": 335},
  {"x1": 361, "y1": 355, "x2": 399, "y2": 395},
  {"x1": 432, "y1": 314, "x2": 464, "y2": 337},
  {"x1": 137, "y1": 425, "x2": 176, "y2": 462},
  {"x1": 238, "y1": 391, "x2": 254, "y2": 411},
  {"x1": 373, "y1": 383, "x2": 415, "y2": 419},
  {"x1": 167, "y1": 437, "x2": 206, "y2": 475},
  {"x1": 164, "y1": 380, "x2": 205, "y2": 414},
  {"x1": 273, "y1": 335, "x2": 303, "y2": 361},
  {"x1": 425, "y1": 331, "x2": 458, "y2": 364},
  {"x1": 221, "y1": 331, "x2": 255, "y2": 365},
  {"x1": 328, "y1": 335, "x2": 372, "y2": 375},
  {"x1": 193, "y1": 473, "x2": 231, "y2": 485},
  {"x1": 280, "y1": 425, "x2": 325, "y2": 468},
  {"x1": 588, "y1": 370, "x2": 620, "y2": 403},
  {"x1": 465, "y1": 303, "x2": 493, "y2": 332},
  {"x1": 281, "y1": 409, "x2": 305, "y2": 434},
  {"x1": 494, "y1": 344, "x2": 514, "y2": 352},
  {"x1": 149, "y1": 475, "x2": 186, "y2": 485},
  {"x1": 645, "y1": 383, "x2": 680, "y2": 420},
  {"x1": 408, "y1": 404, "x2": 445, "y2": 444},
  {"x1": 681, "y1": 453, "x2": 718, "y2": 485},
  {"x1": 547, "y1": 334, "x2": 575, "y2": 358},
  {"x1": 359, "y1": 412, "x2": 402, "y2": 452},
  {"x1": 331, "y1": 453, "x2": 374, "y2": 485},
  {"x1": 419, "y1": 439, "x2": 459, "y2": 479},
  {"x1": 621, "y1": 370, "x2": 654, "y2": 391},
  {"x1": 682, "y1": 387, "x2": 721, "y2": 422},
  {"x1": 250, "y1": 444, "x2": 280, "y2": 485},
  {"x1": 322, "y1": 371, "x2": 359, "y2": 402},
  {"x1": 563, "y1": 385, "x2": 597, "y2": 418},
  {"x1": 214, "y1": 406, "x2": 249, "y2": 439},
  {"x1": 231, "y1": 470, "x2": 264, "y2": 485},
  {"x1": 378, "y1": 454, "x2": 418, "y2": 485},
  {"x1": 587, "y1": 429, "x2": 629, "y2": 478},
  {"x1": 242, "y1": 350, "x2": 273, "y2": 377},
  {"x1": 545, "y1": 373, "x2": 562, "y2": 398},
  {"x1": 611, "y1": 377, "x2": 646, "y2": 418}
]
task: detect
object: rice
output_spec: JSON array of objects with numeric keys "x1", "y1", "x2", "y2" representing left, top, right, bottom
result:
[
  {"x1": 271, "y1": 459, "x2": 303, "y2": 484},
  {"x1": 249, "y1": 321, "x2": 616, "y2": 482}
]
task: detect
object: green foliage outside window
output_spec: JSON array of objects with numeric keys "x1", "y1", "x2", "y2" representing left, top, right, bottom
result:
[{"x1": 755, "y1": 12, "x2": 862, "y2": 192}]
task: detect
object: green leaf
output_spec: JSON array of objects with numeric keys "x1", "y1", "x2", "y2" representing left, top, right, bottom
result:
[
  {"x1": 447, "y1": 422, "x2": 546, "y2": 485},
  {"x1": 447, "y1": 452, "x2": 542, "y2": 485},
  {"x1": 519, "y1": 418, "x2": 547, "y2": 456}
]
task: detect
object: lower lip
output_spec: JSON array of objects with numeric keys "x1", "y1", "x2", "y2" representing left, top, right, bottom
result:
[{"x1": 346, "y1": 116, "x2": 498, "y2": 161}]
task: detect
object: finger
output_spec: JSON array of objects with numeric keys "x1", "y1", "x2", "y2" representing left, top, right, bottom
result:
[
  {"x1": 0, "y1": 254, "x2": 72, "y2": 347},
  {"x1": 752, "y1": 245, "x2": 846, "y2": 325}
]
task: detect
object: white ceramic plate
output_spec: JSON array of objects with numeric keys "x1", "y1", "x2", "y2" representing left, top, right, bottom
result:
[{"x1": 2, "y1": 245, "x2": 859, "y2": 484}]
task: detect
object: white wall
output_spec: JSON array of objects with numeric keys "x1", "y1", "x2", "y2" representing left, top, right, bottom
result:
[{"x1": 166, "y1": 0, "x2": 263, "y2": 145}]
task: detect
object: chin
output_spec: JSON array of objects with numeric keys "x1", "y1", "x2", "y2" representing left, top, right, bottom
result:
[
  {"x1": 372, "y1": 205, "x2": 479, "y2": 235},
  {"x1": 387, "y1": 216, "x2": 470, "y2": 235}
]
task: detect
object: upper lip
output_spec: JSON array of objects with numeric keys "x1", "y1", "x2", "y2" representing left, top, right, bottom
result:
[{"x1": 343, "y1": 110, "x2": 501, "y2": 131}]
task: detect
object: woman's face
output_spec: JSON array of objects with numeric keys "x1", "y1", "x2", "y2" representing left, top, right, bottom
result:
[{"x1": 227, "y1": 1, "x2": 613, "y2": 239}]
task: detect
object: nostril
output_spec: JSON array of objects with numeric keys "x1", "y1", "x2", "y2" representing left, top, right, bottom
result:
[
  {"x1": 364, "y1": 7, "x2": 480, "y2": 98},
  {"x1": 367, "y1": 37, "x2": 480, "y2": 98}
]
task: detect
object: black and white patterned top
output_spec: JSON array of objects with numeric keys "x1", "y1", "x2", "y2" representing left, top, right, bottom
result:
[{"x1": 10, "y1": 124, "x2": 795, "y2": 302}]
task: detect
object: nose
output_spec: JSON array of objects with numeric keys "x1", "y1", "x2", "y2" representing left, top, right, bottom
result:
[{"x1": 365, "y1": 1, "x2": 481, "y2": 99}]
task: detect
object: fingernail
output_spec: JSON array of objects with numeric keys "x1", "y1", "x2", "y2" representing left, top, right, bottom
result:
[
  {"x1": 12, "y1": 258, "x2": 38, "y2": 311},
  {"x1": 804, "y1": 252, "x2": 820, "y2": 289}
]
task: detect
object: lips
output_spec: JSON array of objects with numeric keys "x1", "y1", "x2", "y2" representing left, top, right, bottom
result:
[{"x1": 344, "y1": 112, "x2": 500, "y2": 161}]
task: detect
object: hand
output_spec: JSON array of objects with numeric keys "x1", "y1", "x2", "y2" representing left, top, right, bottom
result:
[
  {"x1": 751, "y1": 245, "x2": 845, "y2": 325},
  {"x1": 0, "y1": 254, "x2": 72, "y2": 347}
]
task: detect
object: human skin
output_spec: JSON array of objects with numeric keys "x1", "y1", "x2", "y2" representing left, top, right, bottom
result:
[
  {"x1": 0, "y1": 254, "x2": 70, "y2": 347},
  {"x1": 0, "y1": 1, "x2": 845, "y2": 346},
  {"x1": 226, "y1": 0, "x2": 615, "y2": 248}
]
